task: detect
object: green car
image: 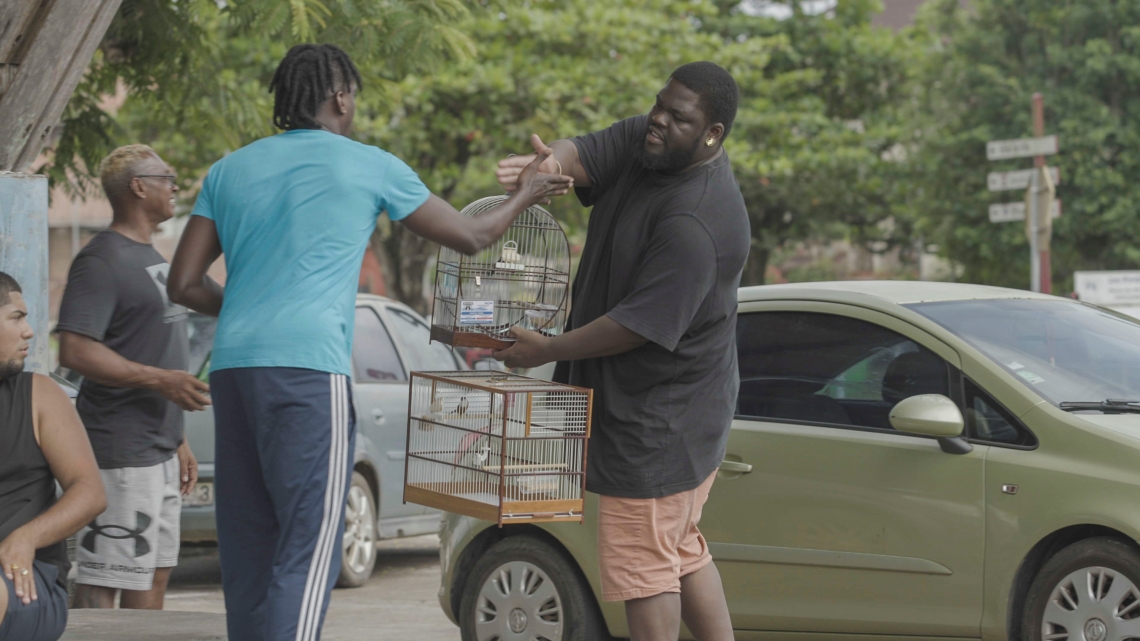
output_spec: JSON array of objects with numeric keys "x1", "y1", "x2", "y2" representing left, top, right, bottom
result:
[{"x1": 437, "y1": 281, "x2": 1140, "y2": 641}]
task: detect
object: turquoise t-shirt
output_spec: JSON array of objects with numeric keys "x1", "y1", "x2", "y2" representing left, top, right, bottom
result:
[{"x1": 191, "y1": 129, "x2": 431, "y2": 375}]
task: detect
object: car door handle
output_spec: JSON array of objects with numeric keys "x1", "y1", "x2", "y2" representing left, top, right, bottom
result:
[
  {"x1": 720, "y1": 460, "x2": 753, "y2": 474},
  {"x1": 371, "y1": 409, "x2": 386, "y2": 426}
]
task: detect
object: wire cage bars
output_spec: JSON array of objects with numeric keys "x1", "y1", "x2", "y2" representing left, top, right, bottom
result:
[
  {"x1": 430, "y1": 196, "x2": 571, "y2": 350},
  {"x1": 404, "y1": 371, "x2": 592, "y2": 525}
]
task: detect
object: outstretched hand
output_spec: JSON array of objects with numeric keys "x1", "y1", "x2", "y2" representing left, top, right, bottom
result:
[{"x1": 497, "y1": 135, "x2": 564, "y2": 193}]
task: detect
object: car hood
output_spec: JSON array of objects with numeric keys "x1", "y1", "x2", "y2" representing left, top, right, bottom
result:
[{"x1": 1073, "y1": 413, "x2": 1140, "y2": 440}]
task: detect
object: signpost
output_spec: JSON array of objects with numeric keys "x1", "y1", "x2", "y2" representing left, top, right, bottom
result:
[
  {"x1": 988, "y1": 200, "x2": 1061, "y2": 223},
  {"x1": 988, "y1": 167, "x2": 1060, "y2": 192},
  {"x1": 986, "y1": 135, "x2": 1059, "y2": 161},
  {"x1": 986, "y1": 93, "x2": 1058, "y2": 294}
]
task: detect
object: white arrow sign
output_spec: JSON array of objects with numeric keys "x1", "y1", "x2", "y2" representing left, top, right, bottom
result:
[
  {"x1": 986, "y1": 135, "x2": 1059, "y2": 161},
  {"x1": 988, "y1": 167, "x2": 1061, "y2": 192},
  {"x1": 989, "y1": 200, "x2": 1062, "y2": 223}
]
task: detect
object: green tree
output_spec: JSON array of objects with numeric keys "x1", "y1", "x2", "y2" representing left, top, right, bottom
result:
[
  {"x1": 360, "y1": 0, "x2": 920, "y2": 308},
  {"x1": 354, "y1": 0, "x2": 730, "y2": 310},
  {"x1": 706, "y1": 0, "x2": 920, "y2": 285},
  {"x1": 910, "y1": 0, "x2": 1140, "y2": 290},
  {"x1": 46, "y1": 0, "x2": 474, "y2": 194}
]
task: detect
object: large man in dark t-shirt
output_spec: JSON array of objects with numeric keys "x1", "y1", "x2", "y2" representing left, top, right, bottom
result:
[{"x1": 495, "y1": 62, "x2": 748, "y2": 641}]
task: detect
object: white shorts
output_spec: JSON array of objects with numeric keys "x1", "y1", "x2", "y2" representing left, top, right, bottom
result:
[{"x1": 75, "y1": 456, "x2": 182, "y2": 590}]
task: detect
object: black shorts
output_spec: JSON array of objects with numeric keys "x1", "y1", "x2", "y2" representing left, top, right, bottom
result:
[{"x1": 0, "y1": 560, "x2": 68, "y2": 641}]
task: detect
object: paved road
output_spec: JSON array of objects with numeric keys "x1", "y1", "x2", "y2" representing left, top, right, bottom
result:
[{"x1": 164, "y1": 534, "x2": 460, "y2": 640}]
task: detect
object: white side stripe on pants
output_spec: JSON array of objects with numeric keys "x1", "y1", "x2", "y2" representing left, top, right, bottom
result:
[{"x1": 296, "y1": 374, "x2": 349, "y2": 641}]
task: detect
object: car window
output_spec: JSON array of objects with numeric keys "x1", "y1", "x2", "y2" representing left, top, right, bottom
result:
[
  {"x1": 737, "y1": 311, "x2": 950, "y2": 431},
  {"x1": 187, "y1": 312, "x2": 216, "y2": 377},
  {"x1": 353, "y1": 307, "x2": 406, "y2": 383},
  {"x1": 964, "y1": 380, "x2": 1034, "y2": 446},
  {"x1": 386, "y1": 307, "x2": 460, "y2": 371}
]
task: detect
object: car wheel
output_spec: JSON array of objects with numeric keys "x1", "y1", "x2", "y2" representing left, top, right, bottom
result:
[
  {"x1": 336, "y1": 471, "x2": 377, "y2": 588},
  {"x1": 459, "y1": 536, "x2": 611, "y2": 641},
  {"x1": 1023, "y1": 537, "x2": 1140, "y2": 641}
]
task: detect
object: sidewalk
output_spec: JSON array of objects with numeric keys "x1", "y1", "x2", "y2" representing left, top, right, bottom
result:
[
  {"x1": 61, "y1": 610, "x2": 226, "y2": 640},
  {"x1": 60, "y1": 535, "x2": 458, "y2": 641}
]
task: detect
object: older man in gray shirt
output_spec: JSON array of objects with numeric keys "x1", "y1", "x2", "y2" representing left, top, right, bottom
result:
[{"x1": 58, "y1": 144, "x2": 209, "y2": 611}]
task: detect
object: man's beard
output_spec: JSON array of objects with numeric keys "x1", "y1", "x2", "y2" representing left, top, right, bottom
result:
[
  {"x1": 634, "y1": 127, "x2": 699, "y2": 174},
  {"x1": 0, "y1": 358, "x2": 22, "y2": 381}
]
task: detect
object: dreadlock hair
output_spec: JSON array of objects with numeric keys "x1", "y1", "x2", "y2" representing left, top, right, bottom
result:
[
  {"x1": 269, "y1": 44, "x2": 363, "y2": 131},
  {"x1": 0, "y1": 271, "x2": 21, "y2": 308},
  {"x1": 668, "y1": 61, "x2": 740, "y2": 140}
]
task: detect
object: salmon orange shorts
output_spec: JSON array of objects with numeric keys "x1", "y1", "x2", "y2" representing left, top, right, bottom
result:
[{"x1": 596, "y1": 470, "x2": 717, "y2": 602}]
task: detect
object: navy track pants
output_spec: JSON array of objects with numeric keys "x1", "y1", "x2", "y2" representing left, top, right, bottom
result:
[{"x1": 211, "y1": 367, "x2": 356, "y2": 641}]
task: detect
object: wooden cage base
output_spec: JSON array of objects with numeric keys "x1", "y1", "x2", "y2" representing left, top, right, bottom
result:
[
  {"x1": 430, "y1": 325, "x2": 516, "y2": 350},
  {"x1": 405, "y1": 484, "x2": 584, "y2": 525}
]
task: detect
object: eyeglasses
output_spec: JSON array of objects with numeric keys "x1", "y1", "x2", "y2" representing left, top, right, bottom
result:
[{"x1": 135, "y1": 174, "x2": 177, "y2": 187}]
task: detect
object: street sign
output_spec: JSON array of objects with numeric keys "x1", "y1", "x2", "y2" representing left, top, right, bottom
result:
[
  {"x1": 986, "y1": 135, "x2": 1059, "y2": 161},
  {"x1": 1074, "y1": 271, "x2": 1140, "y2": 306},
  {"x1": 988, "y1": 167, "x2": 1061, "y2": 192},
  {"x1": 989, "y1": 200, "x2": 1061, "y2": 223}
]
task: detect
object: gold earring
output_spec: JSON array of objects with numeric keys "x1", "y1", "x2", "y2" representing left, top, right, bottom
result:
[{"x1": 706, "y1": 137, "x2": 716, "y2": 146}]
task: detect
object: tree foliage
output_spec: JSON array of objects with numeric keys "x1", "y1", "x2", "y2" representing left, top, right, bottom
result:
[
  {"x1": 910, "y1": 0, "x2": 1140, "y2": 290},
  {"x1": 706, "y1": 0, "x2": 920, "y2": 284},
  {"x1": 54, "y1": 0, "x2": 926, "y2": 311},
  {"x1": 45, "y1": 0, "x2": 474, "y2": 195}
]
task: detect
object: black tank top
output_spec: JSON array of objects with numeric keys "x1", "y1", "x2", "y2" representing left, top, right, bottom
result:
[{"x1": 0, "y1": 373, "x2": 69, "y2": 586}]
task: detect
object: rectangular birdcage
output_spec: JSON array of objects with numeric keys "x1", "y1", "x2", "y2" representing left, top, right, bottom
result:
[{"x1": 403, "y1": 371, "x2": 592, "y2": 525}]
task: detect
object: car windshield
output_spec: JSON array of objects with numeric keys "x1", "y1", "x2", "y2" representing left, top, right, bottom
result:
[{"x1": 908, "y1": 298, "x2": 1140, "y2": 407}]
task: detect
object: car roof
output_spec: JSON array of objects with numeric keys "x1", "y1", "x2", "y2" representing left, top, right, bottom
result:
[
  {"x1": 739, "y1": 280, "x2": 1060, "y2": 308},
  {"x1": 356, "y1": 293, "x2": 397, "y2": 305}
]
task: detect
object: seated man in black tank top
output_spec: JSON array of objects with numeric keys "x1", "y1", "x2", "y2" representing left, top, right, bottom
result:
[{"x1": 0, "y1": 272, "x2": 106, "y2": 641}]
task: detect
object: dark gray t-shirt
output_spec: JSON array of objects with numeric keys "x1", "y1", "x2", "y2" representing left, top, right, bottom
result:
[
  {"x1": 555, "y1": 115, "x2": 750, "y2": 499},
  {"x1": 57, "y1": 230, "x2": 189, "y2": 468}
]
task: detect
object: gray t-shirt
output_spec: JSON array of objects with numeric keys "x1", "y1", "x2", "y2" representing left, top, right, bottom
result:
[
  {"x1": 554, "y1": 115, "x2": 750, "y2": 499},
  {"x1": 57, "y1": 230, "x2": 189, "y2": 468}
]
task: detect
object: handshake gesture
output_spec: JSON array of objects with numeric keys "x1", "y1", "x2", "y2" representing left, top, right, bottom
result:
[{"x1": 497, "y1": 135, "x2": 572, "y2": 204}]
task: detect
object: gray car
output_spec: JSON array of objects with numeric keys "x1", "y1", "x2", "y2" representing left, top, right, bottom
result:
[{"x1": 182, "y1": 294, "x2": 465, "y2": 586}]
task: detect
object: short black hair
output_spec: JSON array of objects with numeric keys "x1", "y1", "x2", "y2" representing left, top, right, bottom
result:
[
  {"x1": 0, "y1": 271, "x2": 21, "y2": 307},
  {"x1": 668, "y1": 61, "x2": 740, "y2": 139},
  {"x1": 269, "y1": 44, "x2": 363, "y2": 131}
]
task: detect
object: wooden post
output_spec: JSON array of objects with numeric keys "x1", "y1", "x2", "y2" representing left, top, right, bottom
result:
[
  {"x1": 0, "y1": 0, "x2": 124, "y2": 172},
  {"x1": 1032, "y1": 93, "x2": 1052, "y2": 295}
]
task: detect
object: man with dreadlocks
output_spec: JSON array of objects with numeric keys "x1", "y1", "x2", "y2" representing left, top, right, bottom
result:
[{"x1": 168, "y1": 43, "x2": 571, "y2": 641}]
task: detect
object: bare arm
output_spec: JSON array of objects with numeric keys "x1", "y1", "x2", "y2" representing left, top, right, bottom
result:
[
  {"x1": 495, "y1": 135, "x2": 591, "y2": 191},
  {"x1": 402, "y1": 145, "x2": 573, "y2": 255},
  {"x1": 0, "y1": 375, "x2": 106, "y2": 605},
  {"x1": 492, "y1": 316, "x2": 648, "y2": 369},
  {"x1": 59, "y1": 331, "x2": 210, "y2": 411},
  {"x1": 169, "y1": 216, "x2": 224, "y2": 316}
]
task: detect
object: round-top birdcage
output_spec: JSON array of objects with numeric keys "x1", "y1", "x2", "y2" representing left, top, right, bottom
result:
[{"x1": 430, "y1": 196, "x2": 571, "y2": 349}]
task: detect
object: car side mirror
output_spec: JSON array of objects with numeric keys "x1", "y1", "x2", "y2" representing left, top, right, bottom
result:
[{"x1": 889, "y1": 394, "x2": 972, "y2": 454}]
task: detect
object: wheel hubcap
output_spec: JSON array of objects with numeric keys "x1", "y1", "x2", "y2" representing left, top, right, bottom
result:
[
  {"x1": 1085, "y1": 619, "x2": 1108, "y2": 641},
  {"x1": 473, "y1": 560, "x2": 563, "y2": 641},
  {"x1": 1041, "y1": 566, "x2": 1140, "y2": 641},
  {"x1": 342, "y1": 484, "x2": 375, "y2": 574}
]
